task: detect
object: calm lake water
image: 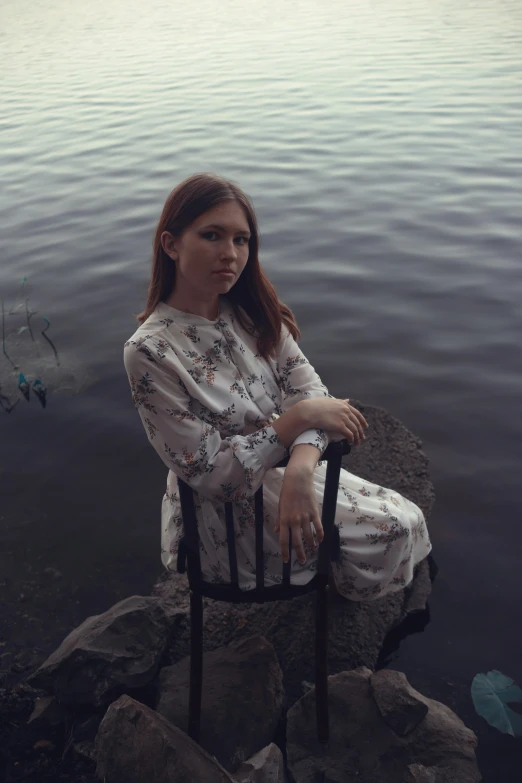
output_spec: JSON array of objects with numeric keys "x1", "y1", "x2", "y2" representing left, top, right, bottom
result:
[{"x1": 2, "y1": 0, "x2": 521, "y2": 777}]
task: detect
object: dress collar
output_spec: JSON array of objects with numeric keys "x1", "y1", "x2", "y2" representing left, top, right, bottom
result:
[{"x1": 155, "y1": 296, "x2": 226, "y2": 325}]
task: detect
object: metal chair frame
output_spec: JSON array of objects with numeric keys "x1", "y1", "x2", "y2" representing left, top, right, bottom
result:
[{"x1": 176, "y1": 438, "x2": 350, "y2": 744}]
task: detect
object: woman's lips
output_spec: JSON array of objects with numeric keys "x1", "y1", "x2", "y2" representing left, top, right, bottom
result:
[{"x1": 214, "y1": 270, "x2": 235, "y2": 277}]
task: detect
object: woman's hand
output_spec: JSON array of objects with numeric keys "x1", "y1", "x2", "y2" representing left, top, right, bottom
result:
[
  {"x1": 299, "y1": 398, "x2": 368, "y2": 445},
  {"x1": 274, "y1": 464, "x2": 323, "y2": 565}
]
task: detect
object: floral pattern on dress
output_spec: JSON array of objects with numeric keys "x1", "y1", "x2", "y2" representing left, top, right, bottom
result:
[
  {"x1": 124, "y1": 335, "x2": 159, "y2": 365},
  {"x1": 124, "y1": 296, "x2": 432, "y2": 600},
  {"x1": 130, "y1": 372, "x2": 157, "y2": 413},
  {"x1": 181, "y1": 325, "x2": 200, "y2": 343},
  {"x1": 183, "y1": 349, "x2": 219, "y2": 386}
]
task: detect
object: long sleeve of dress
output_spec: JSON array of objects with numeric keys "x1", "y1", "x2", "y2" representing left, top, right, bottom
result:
[
  {"x1": 124, "y1": 341, "x2": 288, "y2": 504},
  {"x1": 275, "y1": 323, "x2": 335, "y2": 457}
]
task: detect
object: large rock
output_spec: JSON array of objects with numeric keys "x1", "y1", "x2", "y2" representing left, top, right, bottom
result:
[
  {"x1": 344, "y1": 401, "x2": 435, "y2": 519},
  {"x1": 370, "y1": 669, "x2": 428, "y2": 736},
  {"x1": 233, "y1": 743, "x2": 285, "y2": 782},
  {"x1": 27, "y1": 595, "x2": 181, "y2": 706},
  {"x1": 152, "y1": 402, "x2": 436, "y2": 707},
  {"x1": 403, "y1": 765, "x2": 438, "y2": 782},
  {"x1": 404, "y1": 762, "x2": 483, "y2": 783},
  {"x1": 286, "y1": 667, "x2": 481, "y2": 783},
  {"x1": 156, "y1": 635, "x2": 284, "y2": 773},
  {"x1": 95, "y1": 694, "x2": 235, "y2": 782}
]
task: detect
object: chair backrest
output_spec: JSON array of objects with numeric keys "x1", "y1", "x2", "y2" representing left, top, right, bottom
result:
[{"x1": 177, "y1": 439, "x2": 350, "y2": 604}]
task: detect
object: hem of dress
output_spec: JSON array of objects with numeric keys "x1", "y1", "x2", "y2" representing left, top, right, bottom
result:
[{"x1": 331, "y1": 545, "x2": 433, "y2": 603}]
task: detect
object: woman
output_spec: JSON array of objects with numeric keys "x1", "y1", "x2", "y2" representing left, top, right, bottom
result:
[{"x1": 123, "y1": 173, "x2": 431, "y2": 599}]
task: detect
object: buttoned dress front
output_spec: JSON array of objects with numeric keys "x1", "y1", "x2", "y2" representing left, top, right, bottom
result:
[{"x1": 123, "y1": 295, "x2": 431, "y2": 600}]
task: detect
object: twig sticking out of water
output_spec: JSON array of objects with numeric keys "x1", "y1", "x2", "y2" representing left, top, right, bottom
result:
[
  {"x1": 41, "y1": 316, "x2": 60, "y2": 367},
  {"x1": 0, "y1": 384, "x2": 20, "y2": 414},
  {"x1": 8, "y1": 276, "x2": 28, "y2": 315},
  {"x1": 0, "y1": 399, "x2": 20, "y2": 413},
  {"x1": 1, "y1": 298, "x2": 17, "y2": 369},
  {"x1": 25, "y1": 297, "x2": 36, "y2": 341}
]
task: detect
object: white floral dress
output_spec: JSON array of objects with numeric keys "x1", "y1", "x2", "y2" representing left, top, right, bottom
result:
[{"x1": 123, "y1": 295, "x2": 431, "y2": 601}]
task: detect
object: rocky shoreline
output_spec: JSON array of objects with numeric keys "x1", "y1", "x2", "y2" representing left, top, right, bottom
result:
[
  {"x1": 1, "y1": 572, "x2": 480, "y2": 783},
  {"x1": 1, "y1": 401, "x2": 482, "y2": 782}
]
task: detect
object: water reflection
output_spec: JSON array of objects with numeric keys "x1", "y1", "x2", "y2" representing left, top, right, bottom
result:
[{"x1": 377, "y1": 554, "x2": 439, "y2": 669}]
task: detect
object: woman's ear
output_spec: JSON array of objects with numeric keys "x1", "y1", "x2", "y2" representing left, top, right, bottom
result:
[{"x1": 160, "y1": 230, "x2": 177, "y2": 260}]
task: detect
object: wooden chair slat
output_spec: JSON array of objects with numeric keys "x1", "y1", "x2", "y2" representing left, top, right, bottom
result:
[
  {"x1": 254, "y1": 488, "x2": 264, "y2": 590},
  {"x1": 224, "y1": 501, "x2": 239, "y2": 587},
  {"x1": 282, "y1": 531, "x2": 292, "y2": 587}
]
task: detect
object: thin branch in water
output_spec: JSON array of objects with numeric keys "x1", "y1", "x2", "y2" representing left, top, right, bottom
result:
[
  {"x1": 0, "y1": 385, "x2": 20, "y2": 414},
  {"x1": 40, "y1": 316, "x2": 60, "y2": 367},
  {"x1": 8, "y1": 276, "x2": 28, "y2": 315},
  {"x1": 25, "y1": 297, "x2": 35, "y2": 341},
  {"x1": 1, "y1": 298, "x2": 17, "y2": 369},
  {"x1": 0, "y1": 397, "x2": 20, "y2": 414}
]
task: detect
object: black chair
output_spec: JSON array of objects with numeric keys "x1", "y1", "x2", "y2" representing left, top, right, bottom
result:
[{"x1": 176, "y1": 437, "x2": 351, "y2": 744}]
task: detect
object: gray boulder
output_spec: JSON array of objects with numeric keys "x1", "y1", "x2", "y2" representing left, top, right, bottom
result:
[
  {"x1": 370, "y1": 669, "x2": 428, "y2": 736},
  {"x1": 27, "y1": 595, "x2": 181, "y2": 706},
  {"x1": 156, "y1": 635, "x2": 284, "y2": 773},
  {"x1": 286, "y1": 667, "x2": 481, "y2": 783},
  {"x1": 404, "y1": 762, "x2": 482, "y2": 783},
  {"x1": 345, "y1": 401, "x2": 435, "y2": 519},
  {"x1": 233, "y1": 743, "x2": 285, "y2": 783},
  {"x1": 404, "y1": 765, "x2": 438, "y2": 782},
  {"x1": 95, "y1": 694, "x2": 235, "y2": 782}
]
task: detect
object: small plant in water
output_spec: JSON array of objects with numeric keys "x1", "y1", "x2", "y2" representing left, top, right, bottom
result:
[{"x1": 471, "y1": 670, "x2": 522, "y2": 736}]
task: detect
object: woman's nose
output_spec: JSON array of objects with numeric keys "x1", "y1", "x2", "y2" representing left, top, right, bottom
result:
[{"x1": 221, "y1": 240, "x2": 238, "y2": 258}]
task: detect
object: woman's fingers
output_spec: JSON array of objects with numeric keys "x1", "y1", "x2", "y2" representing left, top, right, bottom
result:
[
  {"x1": 344, "y1": 419, "x2": 360, "y2": 444},
  {"x1": 354, "y1": 409, "x2": 369, "y2": 431},
  {"x1": 278, "y1": 521, "x2": 303, "y2": 564},
  {"x1": 290, "y1": 522, "x2": 307, "y2": 564},
  {"x1": 348, "y1": 402, "x2": 369, "y2": 430},
  {"x1": 349, "y1": 411, "x2": 365, "y2": 442},
  {"x1": 278, "y1": 517, "x2": 322, "y2": 564},
  {"x1": 280, "y1": 525, "x2": 305, "y2": 564},
  {"x1": 343, "y1": 399, "x2": 369, "y2": 429},
  {"x1": 301, "y1": 518, "x2": 315, "y2": 549},
  {"x1": 342, "y1": 402, "x2": 368, "y2": 444},
  {"x1": 312, "y1": 516, "x2": 324, "y2": 543}
]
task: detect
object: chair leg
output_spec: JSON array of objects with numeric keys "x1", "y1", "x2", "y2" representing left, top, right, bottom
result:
[
  {"x1": 315, "y1": 579, "x2": 329, "y2": 743},
  {"x1": 188, "y1": 590, "x2": 203, "y2": 742}
]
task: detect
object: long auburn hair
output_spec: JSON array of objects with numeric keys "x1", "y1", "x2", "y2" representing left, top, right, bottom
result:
[{"x1": 137, "y1": 173, "x2": 300, "y2": 361}]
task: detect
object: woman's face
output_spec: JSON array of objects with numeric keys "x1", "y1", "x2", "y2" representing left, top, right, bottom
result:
[{"x1": 162, "y1": 200, "x2": 251, "y2": 297}]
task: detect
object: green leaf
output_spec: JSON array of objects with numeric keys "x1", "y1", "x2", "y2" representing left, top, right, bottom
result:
[{"x1": 471, "y1": 670, "x2": 522, "y2": 736}]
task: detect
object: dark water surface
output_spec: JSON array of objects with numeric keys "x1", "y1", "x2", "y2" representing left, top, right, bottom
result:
[{"x1": 2, "y1": 0, "x2": 522, "y2": 778}]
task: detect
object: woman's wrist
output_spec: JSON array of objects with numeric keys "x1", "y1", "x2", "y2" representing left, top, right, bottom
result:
[
  {"x1": 271, "y1": 402, "x2": 314, "y2": 449},
  {"x1": 286, "y1": 443, "x2": 321, "y2": 475},
  {"x1": 294, "y1": 399, "x2": 313, "y2": 427}
]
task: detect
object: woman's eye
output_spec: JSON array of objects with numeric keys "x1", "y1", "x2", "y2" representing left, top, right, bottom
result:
[{"x1": 202, "y1": 232, "x2": 249, "y2": 244}]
